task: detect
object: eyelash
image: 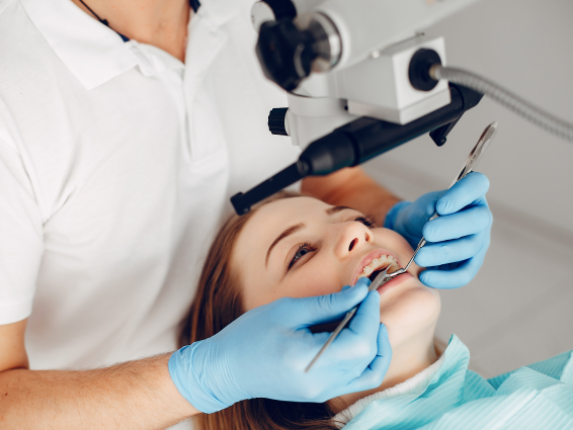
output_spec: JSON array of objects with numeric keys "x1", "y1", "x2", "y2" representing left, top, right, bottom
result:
[
  {"x1": 288, "y1": 242, "x2": 316, "y2": 270},
  {"x1": 354, "y1": 216, "x2": 376, "y2": 227},
  {"x1": 286, "y1": 216, "x2": 375, "y2": 270}
]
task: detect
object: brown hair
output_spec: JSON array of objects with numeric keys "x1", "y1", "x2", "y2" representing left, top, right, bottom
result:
[{"x1": 179, "y1": 192, "x2": 343, "y2": 430}]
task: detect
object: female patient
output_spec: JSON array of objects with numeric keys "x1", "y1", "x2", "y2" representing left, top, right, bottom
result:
[{"x1": 181, "y1": 192, "x2": 573, "y2": 430}]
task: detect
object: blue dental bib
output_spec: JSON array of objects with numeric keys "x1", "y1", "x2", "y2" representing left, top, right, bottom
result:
[{"x1": 343, "y1": 335, "x2": 573, "y2": 430}]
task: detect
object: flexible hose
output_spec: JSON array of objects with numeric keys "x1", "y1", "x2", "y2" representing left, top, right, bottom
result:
[{"x1": 431, "y1": 65, "x2": 573, "y2": 143}]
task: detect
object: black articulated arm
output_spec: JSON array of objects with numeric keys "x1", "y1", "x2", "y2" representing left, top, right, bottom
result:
[{"x1": 231, "y1": 83, "x2": 483, "y2": 215}]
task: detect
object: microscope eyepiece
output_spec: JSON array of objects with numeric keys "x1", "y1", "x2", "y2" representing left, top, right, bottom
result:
[
  {"x1": 256, "y1": 12, "x2": 341, "y2": 91},
  {"x1": 256, "y1": 20, "x2": 317, "y2": 91}
]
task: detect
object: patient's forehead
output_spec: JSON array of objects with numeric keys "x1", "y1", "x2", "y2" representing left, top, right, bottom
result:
[{"x1": 255, "y1": 196, "x2": 328, "y2": 222}]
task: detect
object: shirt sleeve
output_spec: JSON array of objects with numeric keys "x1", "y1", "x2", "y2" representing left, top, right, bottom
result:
[{"x1": 0, "y1": 100, "x2": 43, "y2": 325}]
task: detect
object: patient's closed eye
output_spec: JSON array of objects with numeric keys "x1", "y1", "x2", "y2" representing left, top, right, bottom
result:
[{"x1": 354, "y1": 216, "x2": 375, "y2": 227}]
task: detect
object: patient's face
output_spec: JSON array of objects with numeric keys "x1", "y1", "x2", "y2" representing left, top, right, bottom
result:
[{"x1": 233, "y1": 196, "x2": 440, "y2": 348}]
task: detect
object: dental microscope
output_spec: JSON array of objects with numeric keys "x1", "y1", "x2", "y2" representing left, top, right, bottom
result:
[{"x1": 231, "y1": 0, "x2": 573, "y2": 215}]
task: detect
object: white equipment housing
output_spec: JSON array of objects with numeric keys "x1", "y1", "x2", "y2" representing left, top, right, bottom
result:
[{"x1": 251, "y1": 0, "x2": 480, "y2": 148}]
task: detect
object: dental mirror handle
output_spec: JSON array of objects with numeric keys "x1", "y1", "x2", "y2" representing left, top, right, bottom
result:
[
  {"x1": 304, "y1": 307, "x2": 357, "y2": 373},
  {"x1": 305, "y1": 268, "x2": 392, "y2": 373}
]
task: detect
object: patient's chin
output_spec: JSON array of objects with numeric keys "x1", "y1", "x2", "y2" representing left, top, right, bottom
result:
[{"x1": 379, "y1": 286, "x2": 441, "y2": 347}]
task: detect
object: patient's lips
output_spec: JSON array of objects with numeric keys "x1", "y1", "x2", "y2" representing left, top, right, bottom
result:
[{"x1": 353, "y1": 250, "x2": 401, "y2": 286}]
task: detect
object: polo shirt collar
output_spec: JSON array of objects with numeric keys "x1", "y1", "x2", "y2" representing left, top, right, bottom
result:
[
  {"x1": 21, "y1": 0, "x2": 242, "y2": 91},
  {"x1": 21, "y1": 0, "x2": 139, "y2": 90}
]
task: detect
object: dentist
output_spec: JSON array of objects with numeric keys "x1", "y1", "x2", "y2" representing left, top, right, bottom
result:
[{"x1": 0, "y1": 0, "x2": 492, "y2": 428}]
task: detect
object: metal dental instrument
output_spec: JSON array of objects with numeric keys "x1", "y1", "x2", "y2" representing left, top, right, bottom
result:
[
  {"x1": 305, "y1": 265, "x2": 397, "y2": 373},
  {"x1": 345, "y1": 122, "x2": 498, "y2": 288},
  {"x1": 305, "y1": 121, "x2": 498, "y2": 373},
  {"x1": 401, "y1": 121, "x2": 499, "y2": 273}
]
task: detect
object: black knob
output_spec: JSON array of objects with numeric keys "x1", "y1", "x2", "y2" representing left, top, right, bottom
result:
[
  {"x1": 268, "y1": 108, "x2": 289, "y2": 136},
  {"x1": 409, "y1": 48, "x2": 441, "y2": 92},
  {"x1": 256, "y1": 20, "x2": 317, "y2": 91}
]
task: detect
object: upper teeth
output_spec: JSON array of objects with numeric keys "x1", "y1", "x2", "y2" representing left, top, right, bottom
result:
[{"x1": 358, "y1": 255, "x2": 399, "y2": 279}]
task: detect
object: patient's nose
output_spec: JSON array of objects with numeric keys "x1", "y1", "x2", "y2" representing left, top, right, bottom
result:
[{"x1": 333, "y1": 221, "x2": 372, "y2": 259}]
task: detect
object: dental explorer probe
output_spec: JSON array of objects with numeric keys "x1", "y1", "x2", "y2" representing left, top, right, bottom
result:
[
  {"x1": 305, "y1": 121, "x2": 498, "y2": 373},
  {"x1": 304, "y1": 265, "x2": 396, "y2": 373},
  {"x1": 391, "y1": 121, "x2": 499, "y2": 281}
]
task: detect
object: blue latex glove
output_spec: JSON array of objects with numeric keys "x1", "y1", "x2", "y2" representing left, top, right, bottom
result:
[
  {"x1": 384, "y1": 172, "x2": 492, "y2": 289},
  {"x1": 168, "y1": 278, "x2": 391, "y2": 413}
]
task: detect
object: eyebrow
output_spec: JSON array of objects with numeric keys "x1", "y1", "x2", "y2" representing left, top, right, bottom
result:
[
  {"x1": 325, "y1": 205, "x2": 353, "y2": 215},
  {"x1": 264, "y1": 206, "x2": 354, "y2": 267}
]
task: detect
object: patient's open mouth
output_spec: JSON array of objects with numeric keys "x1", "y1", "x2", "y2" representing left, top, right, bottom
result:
[{"x1": 357, "y1": 255, "x2": 400, "y2": 283}]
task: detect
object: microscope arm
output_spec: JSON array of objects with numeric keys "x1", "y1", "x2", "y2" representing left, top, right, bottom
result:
[{"x1": 231, "y1": 83, "x2": 482, "y2": 214}]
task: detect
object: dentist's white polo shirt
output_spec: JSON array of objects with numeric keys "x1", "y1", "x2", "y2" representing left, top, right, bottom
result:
[{"x1": 0, "y1": 0, "x2": 300, "y2": 374}]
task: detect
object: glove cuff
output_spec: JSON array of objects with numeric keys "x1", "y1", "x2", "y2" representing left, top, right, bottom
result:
[
  {"x1": 168, "y1": 342, "x2": 230, "y2": 414},
  {"x1": 383, "y1": 201, "x2": 411, "y2": 231}
]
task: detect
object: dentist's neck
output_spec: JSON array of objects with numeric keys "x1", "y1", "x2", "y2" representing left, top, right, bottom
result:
[
  {"x1": 70, "y1": 0, "x2": 191, "y2": 62},
  {"x1": 337, "y1": 326, "x2": 438, "y2": 409}
]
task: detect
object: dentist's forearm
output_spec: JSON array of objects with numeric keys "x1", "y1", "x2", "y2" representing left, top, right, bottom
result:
[
  {"x1": 302, "y1": 167, "x2": 401, "y2": 226},
  {"x1": 0, "y1": 354, "x2": 199, "y2": 429}
]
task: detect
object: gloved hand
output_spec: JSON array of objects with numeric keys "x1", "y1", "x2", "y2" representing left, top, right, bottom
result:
[
  {"x1": 384, "y1": 172, "x2": 492, "y2": 289},
  {"x1": 168, "y1": 278, "x2": 391, "y2": 413}
]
